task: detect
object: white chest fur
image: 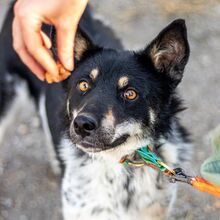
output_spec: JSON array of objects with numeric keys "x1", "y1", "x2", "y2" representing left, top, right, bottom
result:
[{"x1": 60, "y1": 138, "x2": 176, "y2": 220}]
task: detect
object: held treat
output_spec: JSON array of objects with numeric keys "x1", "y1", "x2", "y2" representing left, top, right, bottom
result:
[{"x1": 45, "y1": 62, "x2": 71, "y2": 83}]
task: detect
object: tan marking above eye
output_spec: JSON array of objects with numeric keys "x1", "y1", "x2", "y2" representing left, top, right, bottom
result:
[
  {"x1": 124, "y1": 89, "x2": 138, "y2": 100},
  {"x1": 118, "y1": 76, "x2": 129, "y2": 89},
  {"x1": 78, "y1": 80, "x2": 89, "y2": 92},
  {"x1": 89, "y1": 68, "x2": 99, "y2": 81}
]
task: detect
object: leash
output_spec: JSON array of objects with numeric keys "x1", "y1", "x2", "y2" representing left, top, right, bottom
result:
[{"x1": 119, "y1": 145, "x2": 220, "y2": 197}]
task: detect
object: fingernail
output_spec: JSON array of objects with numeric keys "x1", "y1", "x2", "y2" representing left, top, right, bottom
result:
[{"x1": 66, "y1": 58, "x2": 74, "y2": 71}]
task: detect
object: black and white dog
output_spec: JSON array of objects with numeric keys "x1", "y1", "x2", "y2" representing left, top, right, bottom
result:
[{"x1": 0, "y1": 2, "x2": 192, "y2": 220}]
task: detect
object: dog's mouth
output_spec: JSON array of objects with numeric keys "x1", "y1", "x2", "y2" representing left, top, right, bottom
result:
[
  {"x1": 75, "y1": 134, "x2": 130, "y2": 153},
  {"x1": 76, "y1": 141, "x2": 102, "y2": 153}
]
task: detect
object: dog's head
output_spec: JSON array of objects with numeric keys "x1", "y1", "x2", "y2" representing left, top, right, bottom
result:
[{"x1": 65, "y1": 19, "x2": 189, "y2": 157}]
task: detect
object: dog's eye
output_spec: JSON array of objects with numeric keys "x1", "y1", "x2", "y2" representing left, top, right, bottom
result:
[
  {"x1": 124, "y1": 89, "x2": 138, "y2": 101},
  {"x1": 78, "y1": 80, "x2": 89, "y2": 92}
]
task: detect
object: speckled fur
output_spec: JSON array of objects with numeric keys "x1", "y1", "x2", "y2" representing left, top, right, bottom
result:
[{"x1": 59, "y1": 119, "x2": 191, "y2": 220}]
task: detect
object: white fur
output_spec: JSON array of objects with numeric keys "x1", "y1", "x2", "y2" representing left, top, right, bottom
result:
[
  {"x1": 149, "y1": 108, "x2": 156, "y2": 124},
  {"x1": 158, "y1": 141, "x2": 179, "y2": 165},
  {"x1": 59, "y1": 136, "x2": 177, "y2": 220},
  {"x1": 99, "y1": 120, "x2": 152, "y2": 162},
  {"x1": 112, "y1": 120, "x2": 142, "y2": 142},
  {"x1": 101, "y1": 107, "x2": 115, "y2": 130}
]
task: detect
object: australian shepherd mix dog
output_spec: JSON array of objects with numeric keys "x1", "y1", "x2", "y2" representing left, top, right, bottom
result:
[{"x1": 0, "y1": 2, "x2": 192, "y2": 220}]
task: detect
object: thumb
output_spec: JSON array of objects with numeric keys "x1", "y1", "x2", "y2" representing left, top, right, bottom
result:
[{"x1": 56, "y1": 24, "x2": 76, "y2": 71}]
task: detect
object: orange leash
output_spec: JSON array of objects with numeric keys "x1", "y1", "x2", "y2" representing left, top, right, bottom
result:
[
  {"x1": 191, "y1": 176, "x2": 220, "y2": 197},
  {"x1": 120, "y1": 146, "x2": 220, "y2": 198}
]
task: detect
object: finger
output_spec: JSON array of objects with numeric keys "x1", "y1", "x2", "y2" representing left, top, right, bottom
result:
[
  {"x1": 12, "y1": 18, "x2": 45, "y2": 80},
  {"x1": 40, "y1": 31, "x2": 52, "y2": 49},
  {"x1": 19, "y1": 49, "x2": 46, "y2": 80},
  {"x1": 56, "y1": 24, "x2": 76, "y2": 71},
  {"x1": 20, "y1": 18, "x2": 58, "y2": 76}
]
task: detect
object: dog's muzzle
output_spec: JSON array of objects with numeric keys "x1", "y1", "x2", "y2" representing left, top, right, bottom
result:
[{"x1": 70, "y1": 113, "x2": 130, "y2": 152}]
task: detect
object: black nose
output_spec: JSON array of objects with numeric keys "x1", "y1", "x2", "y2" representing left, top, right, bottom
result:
[{"x1": 74, "y1": 115, "x2": 97, "y2": 137}]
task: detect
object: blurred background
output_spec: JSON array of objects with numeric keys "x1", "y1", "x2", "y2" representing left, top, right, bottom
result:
[{"x1": 0, "y1": 0, "x2": 220, "y2": 219}]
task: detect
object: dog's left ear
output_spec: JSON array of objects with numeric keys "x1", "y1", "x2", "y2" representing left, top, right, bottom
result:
[
  {"x1": 140, "y1": 19, "x2": 190, "y2": 86},
  {"x1": 74, "y1": 30, "x2": 98, "y2": 61}
]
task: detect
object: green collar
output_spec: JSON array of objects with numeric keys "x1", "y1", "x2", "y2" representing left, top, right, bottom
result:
[{"x1": 120, "y1": 145, "x2": 174, "y2": 174}]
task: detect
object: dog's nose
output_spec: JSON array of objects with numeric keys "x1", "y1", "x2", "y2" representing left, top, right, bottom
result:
[{"x1": 74, "y1": 115, "x2": 97, "y2": 137}]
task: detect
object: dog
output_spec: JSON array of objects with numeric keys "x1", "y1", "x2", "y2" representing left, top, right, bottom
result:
[{"x1": 0, "y1": 2, "x2": 192, "y2": 220}]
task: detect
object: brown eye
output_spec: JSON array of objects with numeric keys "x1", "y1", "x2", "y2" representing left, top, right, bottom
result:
[
  {"x1": 78, "y1": 81, "x2": 89, "y2": 92},
  {"x1": 124, "y1": 89, "x2": 138, "y2": 101}
]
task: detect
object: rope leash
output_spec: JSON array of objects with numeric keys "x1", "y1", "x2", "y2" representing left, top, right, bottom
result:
[{"x1": 119, "y1": 145, "x2": 220, "y2": 197}]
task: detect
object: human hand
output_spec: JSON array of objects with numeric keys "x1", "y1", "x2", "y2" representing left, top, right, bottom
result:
[{"x1": 13, "y1": 0, "x2": 88, "y2": 82}]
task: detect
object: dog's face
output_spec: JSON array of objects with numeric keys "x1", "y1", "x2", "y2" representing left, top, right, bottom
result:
[{"x1": 65, "y1": 19, "x2": 189, "y2": 156}]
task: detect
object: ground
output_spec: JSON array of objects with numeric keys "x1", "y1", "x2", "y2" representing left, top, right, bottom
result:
[{"x1": 0, "y1": 0, "x2": 220, "y2": 219}]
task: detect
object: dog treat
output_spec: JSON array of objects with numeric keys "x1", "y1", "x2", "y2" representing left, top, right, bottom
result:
[{"x1": 45, "y1": 62, "x2": 71, "y2": 83}]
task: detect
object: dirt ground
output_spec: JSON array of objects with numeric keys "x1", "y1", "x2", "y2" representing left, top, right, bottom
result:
[{"x1": 0, "y1": 0, "x2": 220, "y2": 219}]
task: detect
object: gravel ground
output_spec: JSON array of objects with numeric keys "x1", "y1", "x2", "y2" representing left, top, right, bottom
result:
[{"x1": 0, "y1": 0, "x2": 220, "y2": 219}]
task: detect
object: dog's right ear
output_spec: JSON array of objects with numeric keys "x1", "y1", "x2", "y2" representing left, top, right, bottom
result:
[
  {"x1": 50, "y1": 26, "x2": 98, "y2": 62},
  {"x1": 74, "y1": 30, "x2": 98, "y2": 61}
]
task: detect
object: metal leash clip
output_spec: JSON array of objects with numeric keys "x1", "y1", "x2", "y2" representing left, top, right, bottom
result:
[{"x1": 168, "y1": 168, "x2": 192, "y2": 185}]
